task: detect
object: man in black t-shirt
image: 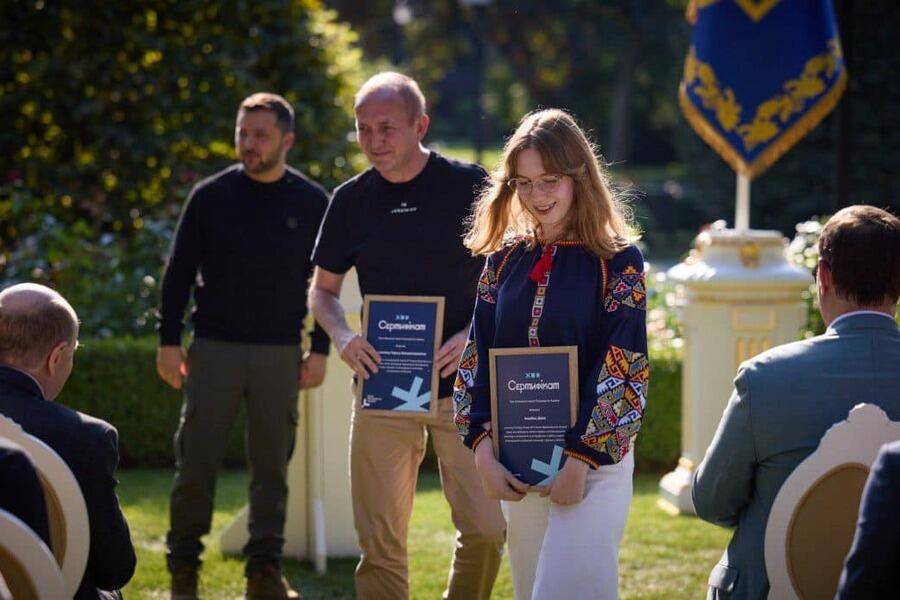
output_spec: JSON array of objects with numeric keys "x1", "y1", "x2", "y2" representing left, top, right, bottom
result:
[
  {"x1": 310, "y1": 72, "x2": 505, "y2": 600},
  {"x1": 157, "y1": 93, "x2": 328, "y2": 600}
]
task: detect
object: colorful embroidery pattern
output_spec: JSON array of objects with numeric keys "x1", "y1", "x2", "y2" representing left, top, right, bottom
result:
[
  {"x1": 528, "y1": 246, "x2": 557, "y2": 347},
  {"x1": 600, "y1": 258, "x2": 608, "y2": 298},
  {"x1": 564, "y1": 449, "x2": 600, "y2": 470},
  {"x1": 452, "y1": 339, "x2": 479, "y2": 436},
  {"x1": 471, "y1": 430, "x2": 491, "y2": 451},
  {"x1": 452, "y1": 385, "x2": 471, "y2": 437},
  {"x1": 495, "y1": 240, "x2": 522, "y2": 280},
  {"x1": 581, "y1": 345, "x2": 649, "y2": 463},
  {"x1": 477, "y1": 259, "x2": 498, "y2": 304},
  {"x1": 604, "y1": 264, "x2": 646, "y2": 313}
]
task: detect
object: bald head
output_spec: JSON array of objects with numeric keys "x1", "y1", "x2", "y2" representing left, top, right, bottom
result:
[
  {"x1": 354, "y1": 72, "x2": 426, "y2": 124},
  {"x1": 0, "y1": 283, "x2": 79, "y2": 369}
]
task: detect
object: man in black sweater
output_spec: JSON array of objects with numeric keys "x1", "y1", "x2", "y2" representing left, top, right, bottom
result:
[
  {"x1": 0, "y1": 283, "x2": 135, "y2": 600},
  {"x1": 157, "y1": 93, "x2": 329, "y2": 600}
]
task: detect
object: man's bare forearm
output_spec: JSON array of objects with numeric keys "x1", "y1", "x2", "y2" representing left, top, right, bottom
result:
[{"x1": 309, "y1": 288, "x2": 356, "y2": 349}]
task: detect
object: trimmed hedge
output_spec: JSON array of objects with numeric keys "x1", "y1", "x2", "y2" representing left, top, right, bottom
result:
[
  {"x1": 634, "y1": 349, "x2": 681, "y2": 473},
  {"x1": 63, "y1": 337, "x2": 247, "y2": 468},
  {"x1": 61, "y1": 337, "x2": 682, "y2": 472}
]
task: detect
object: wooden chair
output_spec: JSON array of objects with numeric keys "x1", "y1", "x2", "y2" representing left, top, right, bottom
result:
[
  {"x1": 764, "y1": 403, "x2": 900, "y2": 599},
  {"x1": 0, "y1": 415, "x2": 90, "y2": 597},
  {"x1": 0, "y1": 508, "x2": 67, "y2": 599}
]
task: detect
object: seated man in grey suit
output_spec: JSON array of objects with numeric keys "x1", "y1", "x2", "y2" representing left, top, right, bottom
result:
[
  {"x1": 692, "y1": 205, "x2": 900, "y2": 599},
  {"x1": 0, "y1": 283, "x2": 136, "y2": 600}
]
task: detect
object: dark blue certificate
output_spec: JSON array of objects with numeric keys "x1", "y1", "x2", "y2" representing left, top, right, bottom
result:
[
  {"x1": 357, "y1": 295, "x2": 445, "y2": 417},
  {"x1": 489, "y1": 346, "x2": 579, "y2": 488}
]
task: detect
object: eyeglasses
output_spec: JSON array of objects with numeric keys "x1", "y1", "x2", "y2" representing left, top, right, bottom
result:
[{"x1": 506, "y1": 174, "x2": 565, "y2": 197}]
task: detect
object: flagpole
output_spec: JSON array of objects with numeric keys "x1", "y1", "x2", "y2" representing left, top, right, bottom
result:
[{"x1": 735, "y1": 173, "x2": 750, "y2": 231}]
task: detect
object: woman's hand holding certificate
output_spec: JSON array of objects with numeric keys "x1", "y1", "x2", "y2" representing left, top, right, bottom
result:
[
  {"x1": 539, "y1": 457, "x2": 588, "y2": 506},
  {"x1": 475, "y1": 439, "x2": 529, "y2": 501}
]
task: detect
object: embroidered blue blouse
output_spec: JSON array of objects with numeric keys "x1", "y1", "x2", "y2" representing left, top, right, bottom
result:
[{"x1": 453, "y1": 240, "x2": 649, "y2": 468}]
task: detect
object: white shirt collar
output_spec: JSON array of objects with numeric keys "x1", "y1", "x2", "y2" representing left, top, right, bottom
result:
[{"x1": 829, "y1": 310, "x2": 896, "y2": 329}]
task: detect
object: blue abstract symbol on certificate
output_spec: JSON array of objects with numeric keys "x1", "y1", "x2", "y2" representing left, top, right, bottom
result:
[
  {"x1": 391, "y1": 376, "x2": 430, "y2": 412},
  {"x1": 531, "y1": 445, "x2": 565, "y2": 486}
]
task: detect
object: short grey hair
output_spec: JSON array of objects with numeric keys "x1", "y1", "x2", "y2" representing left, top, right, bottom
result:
[
  {"x1": 0, "y1": 283, "x2": 79, "y2": 368},
  {"x1": 354, "y1": 72, "x2": 427, "y2": 123}
]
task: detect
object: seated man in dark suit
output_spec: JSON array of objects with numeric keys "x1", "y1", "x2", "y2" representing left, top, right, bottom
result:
[
  {"x1": 0, "y1": 283, "x2": 136, "y2": 600},
  {"x1": 692, "y1": 205, "x2": 900, "y2": 599},
  {"x1": 837, "y1": 440, "x2": 900, "y2": 598},
  {"x1": 0, "y1": 437, "x2": 50, "y2": 547}
]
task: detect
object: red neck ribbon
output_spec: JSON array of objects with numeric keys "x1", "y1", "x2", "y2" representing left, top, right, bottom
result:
[{"x1": 529, "y1": 244, "x2": 554, "y2": 283}]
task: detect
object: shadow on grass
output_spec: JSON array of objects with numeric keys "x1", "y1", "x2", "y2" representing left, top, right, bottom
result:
[
  {"x1": 120, "y1": 468, "x2": 727, "y2": 599},
  {"x1": 120, "y1": 469, "x2": 361, "y2": 599}
]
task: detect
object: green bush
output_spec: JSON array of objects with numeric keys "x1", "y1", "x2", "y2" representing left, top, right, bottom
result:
[
  {"x1": 1, "y1": 0, "x2": 364, "y2": 338},
  {"x1": 787, "y1": 217, "x2": 828, "y2": 337},
  {"x1": 62, "y1": 337, "x2": 247, "y2": 468},
  {"x1": 61, "y1": 337, "x2": 683, "y2": 472},
  {"x1": 635, "y1": 349, "x2": 681, "y2": 473}
]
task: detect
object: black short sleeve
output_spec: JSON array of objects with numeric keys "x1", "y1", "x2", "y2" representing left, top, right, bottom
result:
[{"x1": 312, "y1": 187, "x2": 353, "y2": 274}]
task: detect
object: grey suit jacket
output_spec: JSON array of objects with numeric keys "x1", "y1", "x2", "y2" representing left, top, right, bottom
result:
[{"x1": 692, "y1": 313, "x2": 900, "y2": 600}]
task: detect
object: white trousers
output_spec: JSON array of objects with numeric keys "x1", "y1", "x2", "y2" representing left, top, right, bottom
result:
[{"x1": 501, "y1": 451, "x2": 634, "y2": 600}]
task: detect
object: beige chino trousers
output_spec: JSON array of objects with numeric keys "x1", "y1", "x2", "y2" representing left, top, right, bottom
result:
[{"x1": 350, "y1": 395, "x2": 506, "y2": 599}]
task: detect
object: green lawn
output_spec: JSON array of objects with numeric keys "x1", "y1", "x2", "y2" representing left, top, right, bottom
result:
[
  {"x1": 437, "y1": 142, "x2": 502, "y2": 172},
  {"x1": 119, "y1": 470, "x2": 729, "y2": 599}
]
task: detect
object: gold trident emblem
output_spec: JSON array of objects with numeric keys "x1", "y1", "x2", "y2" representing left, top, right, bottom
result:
[{"x1": 740, "y1": 242, "x2": 760, "y2": 269}]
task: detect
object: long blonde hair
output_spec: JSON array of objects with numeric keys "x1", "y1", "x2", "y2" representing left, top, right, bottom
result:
[{"x1": 465, "y1": 109, "x2": 637, "y2": 258}]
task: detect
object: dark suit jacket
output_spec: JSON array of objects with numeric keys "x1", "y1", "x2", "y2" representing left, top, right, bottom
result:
[
  {"x1": 0, "y1": 437, "x2": 51, "y2": 546},
  {"x1": 837, "y1": 440, "x2": 900, "y2": 599},
  {"x1": 0, "y1": 365, "x2": 136, "y2": 599},
  {"x1": 692, "y1": 313, "x2": 900, "y2": 599}
]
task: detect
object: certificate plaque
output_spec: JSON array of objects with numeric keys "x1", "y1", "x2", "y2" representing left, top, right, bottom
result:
[
  {"x1": 357, "y1": 295, "x2": 445, "y2": 418},
  {"x1": 489, "y1": 346, "x2": 579, "y2": 488}
]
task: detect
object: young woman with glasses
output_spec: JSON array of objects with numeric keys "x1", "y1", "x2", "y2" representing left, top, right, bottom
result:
[{"x1": 453, "y1": 109, "x2": 648, "y2": 599}]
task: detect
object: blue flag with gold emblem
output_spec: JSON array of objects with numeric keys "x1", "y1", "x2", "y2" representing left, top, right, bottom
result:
[{"x1": 680, "y1": 0, "x2": 847, "y2": 179}]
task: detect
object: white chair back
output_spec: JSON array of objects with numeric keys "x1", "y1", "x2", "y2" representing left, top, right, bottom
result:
[
  {"x1": 0, "y1": 570, "x2": 12, "y2": 600},
  {"x1": 0, "y1": 415, "x2": 90, "y2": 597},
  {"x1": 765, "y1": 403, "x2": 900, "y2": 599},
  {"x1": 0, "y1": 508, "x2": 67, "y2": 599}
]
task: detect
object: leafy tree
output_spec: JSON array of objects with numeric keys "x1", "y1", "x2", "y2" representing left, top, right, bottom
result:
[
  {"x1": 328, "y1": 0, "x2": 686, "y2": 163},
  {"x1": 676, "y1": 0, "x2": 900, "y2": 233},
  {"x1": 332, "y1": 0, "x2": 897, "y2": 246},
  {"x1": 0, "y1": 0, "x2": 363, "y2": 336}
]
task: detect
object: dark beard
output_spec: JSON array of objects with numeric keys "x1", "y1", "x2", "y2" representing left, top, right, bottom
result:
[{"x1": 242, "y1": 153, "x2": 280, "y2": 174}]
